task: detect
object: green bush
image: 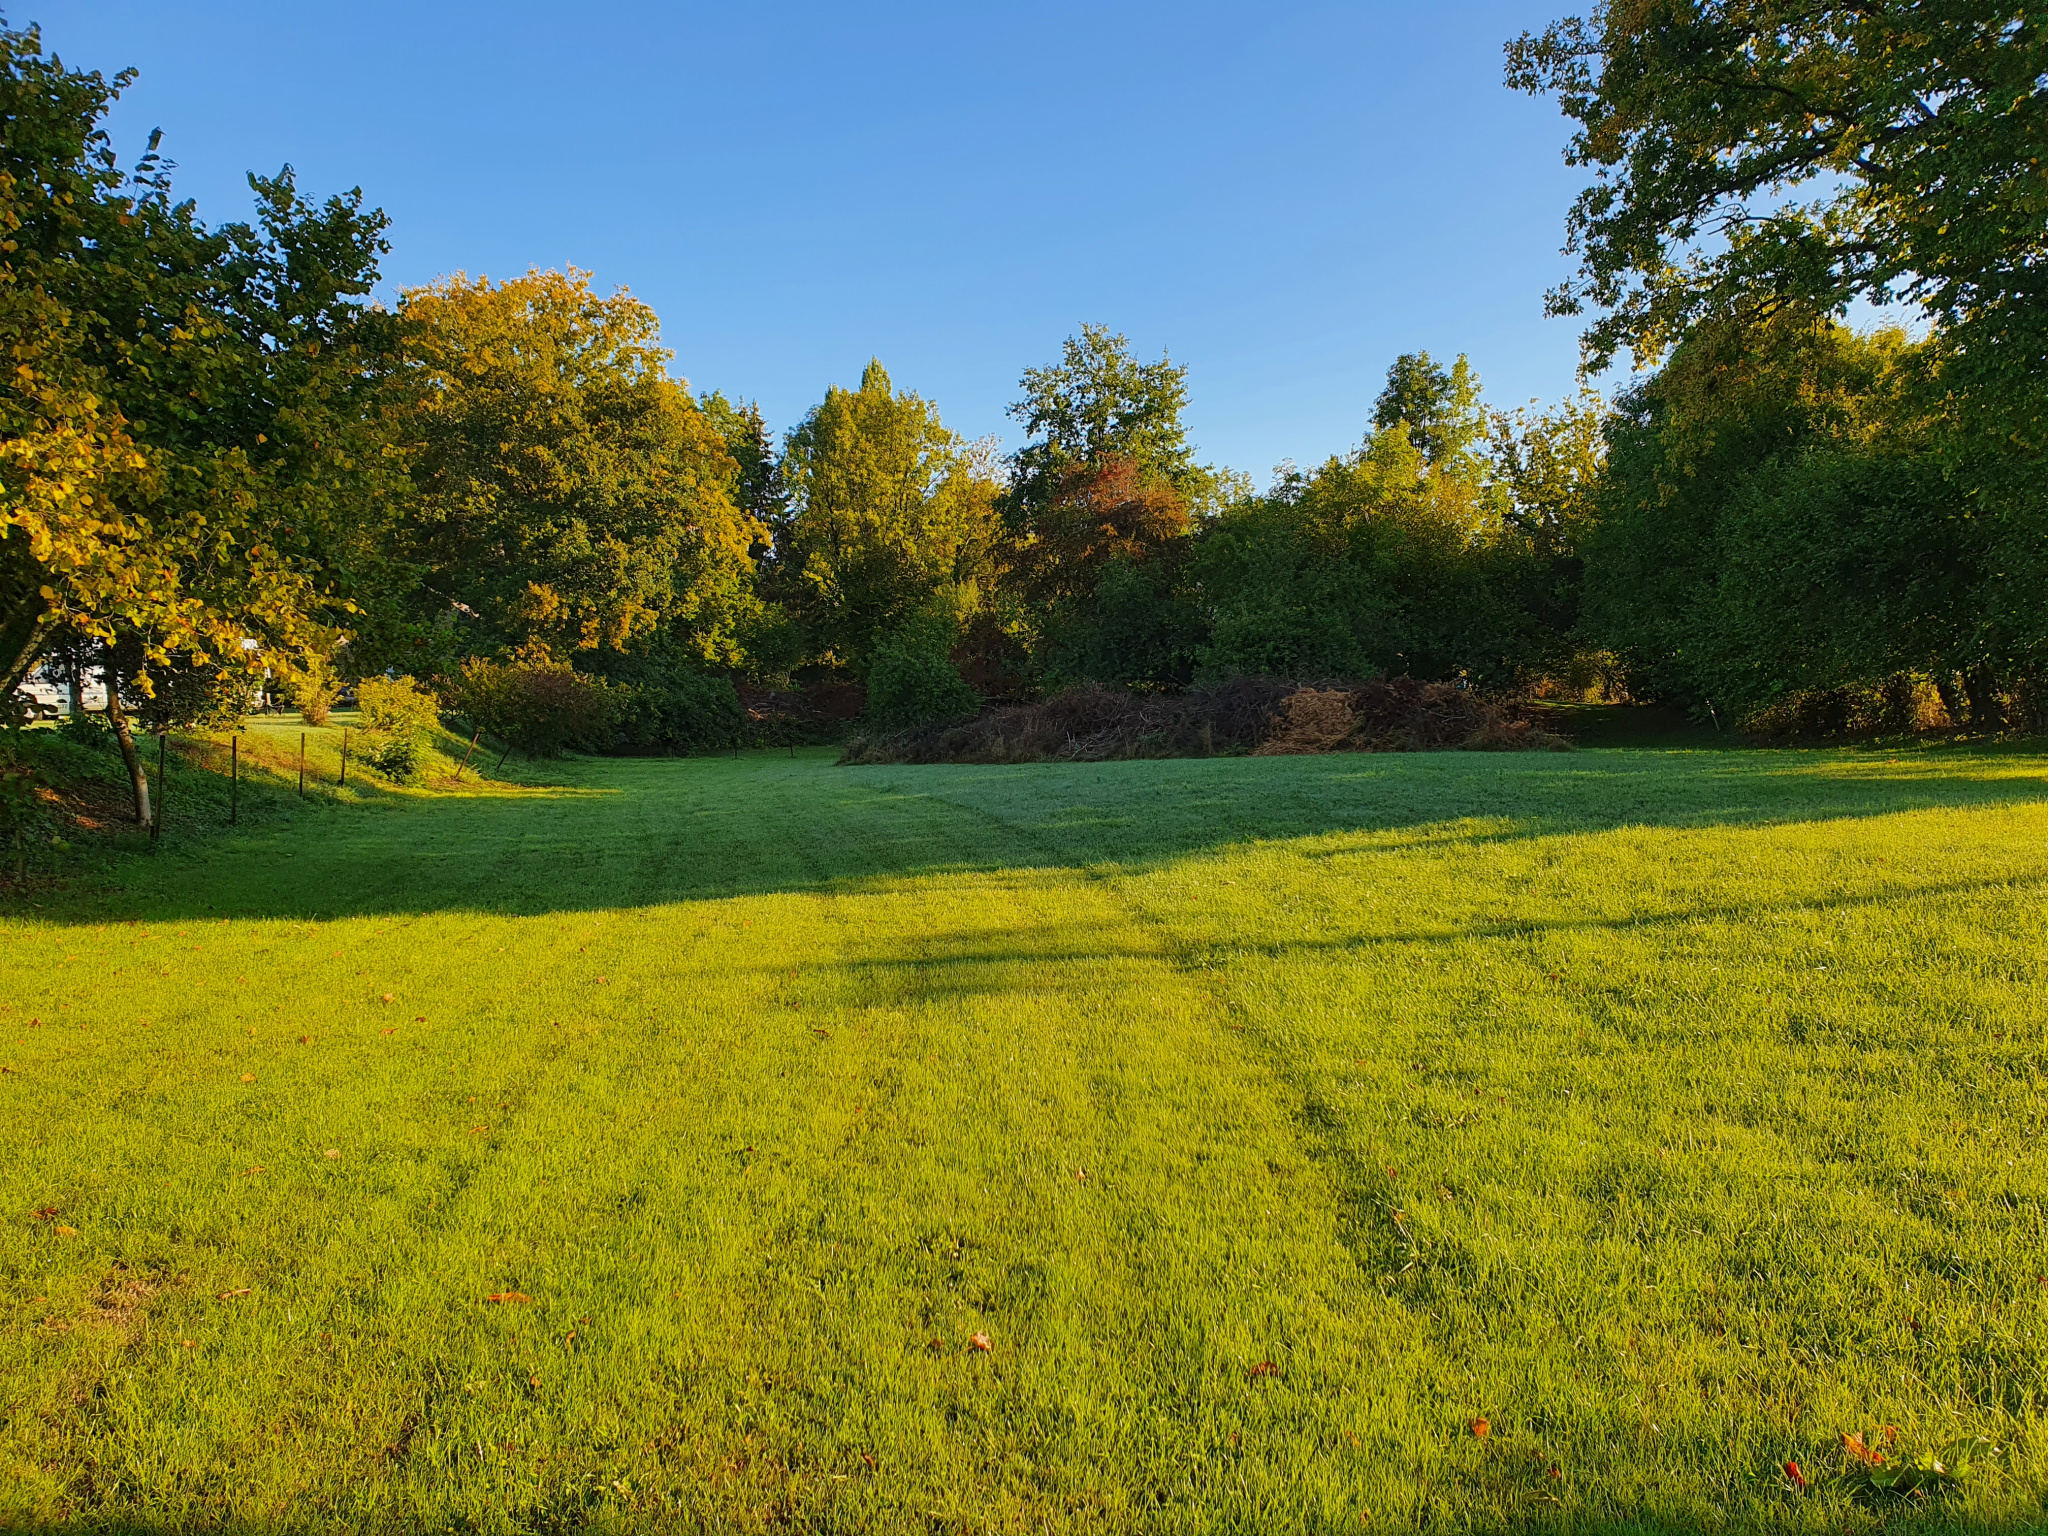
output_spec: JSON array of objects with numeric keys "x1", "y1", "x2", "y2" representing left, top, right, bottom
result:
[
  {"x1": 608, "y1": 672, "x2": 744, "y2": 754},
  {"x1": 361, "y1": 732, "x2": 425, "y2": 783},
  {"x1": 449, "y1": 657, "x2": 612, "y2": 756},
  {"x1": 866, "y1": 642, "x2": 980, "y2": 731},
  {"x1": 356, "y1": 675, "x2": 441, "y2": 740}
]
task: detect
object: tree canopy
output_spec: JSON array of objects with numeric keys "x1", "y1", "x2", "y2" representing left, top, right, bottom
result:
[{"x1": 394, "y1": 269, "x2": 764, "y2": 668}]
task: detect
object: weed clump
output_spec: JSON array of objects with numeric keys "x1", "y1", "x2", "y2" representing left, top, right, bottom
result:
[{"x1": 839, "y1": 677, "x2": 1565, "y2": 765}]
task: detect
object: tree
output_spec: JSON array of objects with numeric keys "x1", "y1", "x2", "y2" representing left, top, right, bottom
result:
[
  {"x1": 1510, "y1": 4, "x2": 2048, "y2": 722},
  {"x1": 394, "y1": 269, "x2": 764, "y2": 669},
  {"x1": 698, "y1": 390, "x2": 783, "y2": 530},
  {"x1": 1005, "y1": 324, "x2": 1198, "y2": 523},
  {"x1": 1581, "y1": 311, "x2": 1979, "y2": 721},
  {"x1": 776, "y1": 360, "x2": 1001, "y2": 673},
  {"x1": 0, "y1": 18, "x2": 405, "y2": 824},
  {"x1": 1373, "y1": 352, "x2": 1485, "y2": 468},
  {"x1": 1505, "y1": 4, "x2": 2048, "y2": 393}
]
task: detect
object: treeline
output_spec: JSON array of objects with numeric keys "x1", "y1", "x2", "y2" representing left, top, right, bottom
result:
[{"x1": 4, "y1": 6, "x2": 2045, "y2": 826}]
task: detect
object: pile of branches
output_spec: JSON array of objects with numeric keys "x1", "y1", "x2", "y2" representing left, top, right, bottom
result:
[{"x1": 839, "y1": 677, "x2": 1567, "y2": 765}]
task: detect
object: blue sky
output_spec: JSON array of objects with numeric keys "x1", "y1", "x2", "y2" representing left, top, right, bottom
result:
[{"x1": 32, "y1": 0, "x2": 1592, "y2": 482}]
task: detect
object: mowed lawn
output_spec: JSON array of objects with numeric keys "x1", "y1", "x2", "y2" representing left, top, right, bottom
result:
[{"x1": 3, "y1": 744, "x2": 2047, "y2": 1533}]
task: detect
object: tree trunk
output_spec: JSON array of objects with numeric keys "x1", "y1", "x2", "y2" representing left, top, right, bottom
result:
[
  {"x1": 105, "y1": 669, "x2": 152, "y2": 828},
  {"x1": 0, "y1": 604, "x2": 57, "y2": 702},
  {"x1": 1933, "y1": 673, "x2": 1965, "y2": 729},
  {"x1": 1964, "y1": 664, "x2": 2006, "y2": 732}
]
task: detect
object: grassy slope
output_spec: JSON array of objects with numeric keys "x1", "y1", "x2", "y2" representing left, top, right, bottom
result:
[{"x1": 2, "y1": 744, "x2": 2046, "y2": 1533}]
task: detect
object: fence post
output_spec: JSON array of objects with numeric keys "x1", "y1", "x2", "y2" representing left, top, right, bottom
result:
[
  {"x1": 299, "y1": 731, "x2": 306, "y2": 797},
  {"x1": 340, "y1": 727, "x2": 349, "y2": 787},
  {"x1": 230, "y1": 734, "x2": 238, "y2": 825}
]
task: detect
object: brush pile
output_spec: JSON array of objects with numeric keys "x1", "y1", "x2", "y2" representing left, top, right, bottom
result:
[{"x1": 839, "y1": 677, "x2": 1566, "y2": 765}]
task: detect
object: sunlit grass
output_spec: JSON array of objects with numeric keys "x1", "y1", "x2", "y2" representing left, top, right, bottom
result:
[{"x1": 2, "y1": 744, "x2": 2045, "y2": 1532}]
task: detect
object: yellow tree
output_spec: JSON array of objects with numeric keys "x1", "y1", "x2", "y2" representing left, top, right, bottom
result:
[{"x1": 395, "y1": 268, "x2": 764, "y2": 668}]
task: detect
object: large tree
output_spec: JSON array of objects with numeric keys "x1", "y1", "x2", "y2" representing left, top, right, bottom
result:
[
  {"x1": 1005, "y1": 325, "x2": 1199, "y2": 521},
  {"x1": 1372, "y1": 351, "x2": 1486, "y2": 469},
  {"x1": 775, "y1": 360, "x2": 1001, "y2": 674},
  {"x1": 1506, "y1": 2, "x2": 2048, "y2": 384},
  {"x1": 394, "y1": 269, "x2": 764, "y2": 669},
  {"x1": 0, "y1": 18, "x2": 403, "y2": 820},
  {"x1": 1510, "y1": 2, "x2": 2048, "y2": 719}
]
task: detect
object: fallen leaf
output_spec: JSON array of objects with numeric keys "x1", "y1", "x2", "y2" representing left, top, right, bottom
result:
[
  {"x1": 529, "y1": 1373, "x2": 541, "y2": 1387},
  {"x1": 469, "y1": 1125, "x2": 488, "y2": 1134},
  {"x1": 380, "y1": 993, "x2": 394, "y2": 1003},
  {"x1": 299, "y1": 1035, "x2": 312, "y2": 1045},
  {"x1": 1842, "y1": 1431, "x2": 1886, "y2": 1467},
  {"x1": 381, "y1": 1027, "x2": 396, "y2": 1035},
  {"x1": 180, "y1": 1339, "x2": 196, "y2": 1349},
  {"x1": 240, "y1": 1071, "x2": 256, "y2": 1082},
  {"x1": 1784, "y1": 1459, "x2": 1808, "y2": 1490},
  {"x1": 216, "y1": 1287, "x2": 251, "y2": 1300},
  {"x1": 969, "y1": 1332, "x2": 992, "y2": 1352},
  {"x1": 488, "y1": 1291, "x2": 533, "y2": 1304},
  {"x1": 1250, "y1": 1361, "x2": 1278, "y2": 1379},
  {"x1": 812, "y1": 1028, "x2": 830, "y2": 1038},
  {"x1": 53, "y1": 1224, "x2": 79, "y2": 1237},
  {"x1": 31, "y1": 1207, "x2": 57, "y2": 1221},
  {"x1": 1470, "y1": 1418, "x2": 1490, "y2": 1438},
  {"x1": 413, "y1": 1015, "x2": 425, "y2": 1022},
  {"x1": 322, "y1": 1148, "x2": 340, "y2": 1160}
]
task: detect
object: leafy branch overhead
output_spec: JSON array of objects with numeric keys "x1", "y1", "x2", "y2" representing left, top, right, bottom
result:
[{"x1": 1506, "y1": 2, "x2": 2048, "y2": 390}]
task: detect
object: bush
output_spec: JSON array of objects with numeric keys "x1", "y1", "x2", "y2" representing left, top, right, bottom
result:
[
  {"x1": 608, "y1": 671, "x2": 744, "y2": 755},
  {"x1": 287, "y1": 659, "x2": 341, "y2": 726},
  {"x1": 357, "y1": 675, "x2": 441, "y2": 739},
  {"x1": 361, "y1": 732, "x2": 425, "y2": 784},
  {"x1": 865, "y1": 643, "x2": 980, "y2": 732},
  {"x1": 450, "y1": 657, "x2": 612, "y2": 756},
  {"x1": 841, "y1": 677, "x2": 1567, "y2": 765}
]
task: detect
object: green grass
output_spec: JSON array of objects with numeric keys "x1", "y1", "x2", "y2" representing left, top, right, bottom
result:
[{"x1": 3, "y1": 743, "x2": 2047, "y2": 1532}]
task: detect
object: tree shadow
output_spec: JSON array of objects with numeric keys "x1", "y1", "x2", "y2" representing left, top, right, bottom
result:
[{"x1": 16, "y1": 745, "x2": 2048, "y2": 925}]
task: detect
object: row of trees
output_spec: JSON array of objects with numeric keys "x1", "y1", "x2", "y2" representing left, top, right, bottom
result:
[{"x1": 4, "y1": 3, "x2": 2044, "y2": 832}]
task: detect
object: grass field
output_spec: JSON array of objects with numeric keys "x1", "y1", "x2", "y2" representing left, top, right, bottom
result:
[{"x1": 3, "y1": 739, "x2": 2047, "y2": 1532}]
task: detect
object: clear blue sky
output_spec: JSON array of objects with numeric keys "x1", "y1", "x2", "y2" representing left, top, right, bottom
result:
[{"x1": 32, "y1": 0, "x2": 1591, "y2": 483}]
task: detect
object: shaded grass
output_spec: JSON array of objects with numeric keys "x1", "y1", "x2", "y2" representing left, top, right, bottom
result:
[{"x1": 2, "y1": 744, "x2": 2046, "y2": 1532}]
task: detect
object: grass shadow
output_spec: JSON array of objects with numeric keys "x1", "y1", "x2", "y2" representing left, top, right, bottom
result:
[{"x1": 5, "y1": 744, "x2": 2046, "y2": 926}]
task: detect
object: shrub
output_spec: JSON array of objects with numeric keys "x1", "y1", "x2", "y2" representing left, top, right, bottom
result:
[
  {"x1": 841, "y1": 677, "x2": 1566, "y2": 765},
  {"x1": 361, "y1": 732, "x2": 425, "y2": 784},
  {"x1": 356, "y1": 675, "x2": 441, "y2": 740},
  {"x1": 608, "y1": 672, "x2": 744, "y2": 755},
  {"x1": 451, "y1": 657, "x2": 612, "y2": 756},
  {"x1": 865, "y1": 643, "x2": 980, "y2": 732},
  {"x1": 287, "y1": 659, "x2": 341, "y2": 726}
]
